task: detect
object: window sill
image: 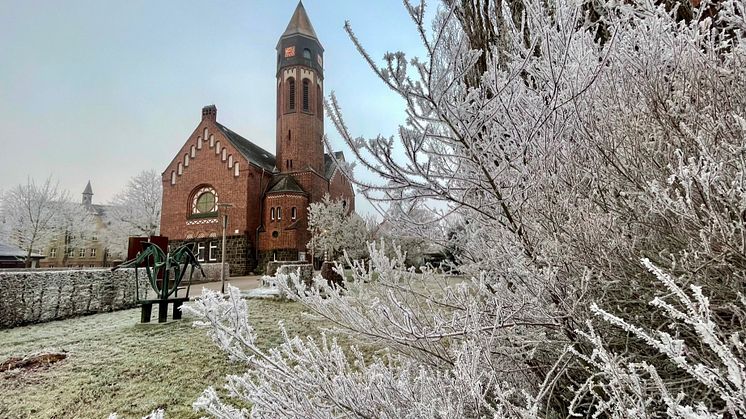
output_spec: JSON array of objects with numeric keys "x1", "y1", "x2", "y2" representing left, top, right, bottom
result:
[{"x1": 189, "y1": 212, "x2": 218, "y2": 220}]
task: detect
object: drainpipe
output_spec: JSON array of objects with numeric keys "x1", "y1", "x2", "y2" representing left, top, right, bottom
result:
[{"x1": 255, "y1": 168, "x2": 267, "y2": 265}]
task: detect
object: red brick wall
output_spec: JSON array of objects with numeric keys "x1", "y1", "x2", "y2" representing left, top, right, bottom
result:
[
  {"x1": 259, "y1": 193, "x2": 309, "y2": 251},
  {"x1": 328, "y1": 170, "x2": 356, "y2": 214},
  {"x1": 276, "y1": 67, "x2": 325, "y2": 174},
  {"x1": 160, "y1": 116, "x2": 266, "y2": 248}
]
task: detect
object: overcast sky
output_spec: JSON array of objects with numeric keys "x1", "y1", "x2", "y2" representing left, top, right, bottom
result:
[{"x1": 0, "y1": 0, "x2": 429, "y2": 216}]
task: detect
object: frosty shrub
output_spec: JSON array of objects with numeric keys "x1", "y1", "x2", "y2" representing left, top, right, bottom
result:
[
  {"x1": 188, "y1": 0, "x2": 746, "y2": 416},
  {"x1": 307, "y1": 195, "x2": 369, "y2": 262},
  {"x1": 571, "y1": 259, "x2": 746, "y2": 417}
]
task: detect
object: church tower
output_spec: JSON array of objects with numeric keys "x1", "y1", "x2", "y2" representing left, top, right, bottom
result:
[
  {"x1": 82, "y1": 181, "x2": 93, "y2": 207},
  {"x1": 276, "y1": 1, "x2": 325, "y2": 174}
]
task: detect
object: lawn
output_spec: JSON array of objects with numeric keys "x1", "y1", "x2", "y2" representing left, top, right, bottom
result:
[{"x1": 0, "y1": 298, "x2": 321, "y2": 419}]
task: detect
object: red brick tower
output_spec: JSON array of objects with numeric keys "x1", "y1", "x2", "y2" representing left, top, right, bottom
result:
[{"x1": 275, "y1": 1, "x2": 325, "y2": 175}]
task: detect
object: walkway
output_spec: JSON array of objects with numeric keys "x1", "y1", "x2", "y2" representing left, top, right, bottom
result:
[{"x1": 191, "y1": 275, "x2": 264, "y2": 293}]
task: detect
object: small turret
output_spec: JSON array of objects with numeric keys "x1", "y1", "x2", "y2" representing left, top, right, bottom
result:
[{"x1": 82, "y1": 181, "x2": 93, "y2": 206}]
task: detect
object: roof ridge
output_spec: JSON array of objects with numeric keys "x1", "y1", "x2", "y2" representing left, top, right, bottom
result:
[{"x1": 215, "y1": 122, "x2": 276, "y2": 171}]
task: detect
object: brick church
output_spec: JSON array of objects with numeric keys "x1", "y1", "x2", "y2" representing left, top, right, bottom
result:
[{"x1": 160, "y1": 2, "x2": 355, "y2": 275}]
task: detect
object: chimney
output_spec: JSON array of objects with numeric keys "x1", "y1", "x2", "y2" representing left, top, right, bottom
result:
[{"x1": 202, "y1": 105, "x2": 217, "y2": 122}]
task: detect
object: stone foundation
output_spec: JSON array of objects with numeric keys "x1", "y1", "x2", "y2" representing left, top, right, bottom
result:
[
  {"x1": 170, "y1": 235, "x2": 255, "y2": 276},
  {"x1": 257, "y1": 249, "x2": 300, "y2": 274}
]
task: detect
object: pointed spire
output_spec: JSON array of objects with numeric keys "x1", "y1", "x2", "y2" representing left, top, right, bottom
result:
[
  {"x1": 82, "y1": 181, "x2": 93, "y2": 206},
  {"x1": 281, "y1": 1, "x2": 318, "y2": 40}
]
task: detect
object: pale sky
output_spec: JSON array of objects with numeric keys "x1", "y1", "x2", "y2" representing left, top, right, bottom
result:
[{"x1": 0, "y1": 0, "x2": 428, "y2": 216}]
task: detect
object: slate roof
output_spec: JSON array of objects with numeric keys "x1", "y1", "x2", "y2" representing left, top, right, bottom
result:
[
  {"x1": 281, "y1": 1, "x2": 319, "y2": 40},
  {"x1": 267, "y1": 175, "x2": 306, "y2": 195},
  {"x1": 216, "y1": 123, "x2": 276, "y2": 171},
  {"x1": 83, "y1": 181, "x2": 93, "y2": 195},
  {"x1": 0, "y1": 242, "x2": 42, "y2": 259},
  {"x1": 324, "y1": 151, "x2": 345, "y2": 179}
]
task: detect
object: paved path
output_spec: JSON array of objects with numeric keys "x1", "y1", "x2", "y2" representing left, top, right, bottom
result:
[{"x1": 190, "y1": 275, "x2": 264, "y2": 293}]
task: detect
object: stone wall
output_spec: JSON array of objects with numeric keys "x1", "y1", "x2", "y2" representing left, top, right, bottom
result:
[
  {"x1": 258, "y1": 249, "x2": 300, "y2": 274},
  {"x1": 0, "y1": 268, "x2": 147, "y2": 329},
  {"x1": 170, "y1": 235, "x2": 253, "y2": 276},
  {"x1": 194, "y1": 263, "x2": 229, "y2": 283}
]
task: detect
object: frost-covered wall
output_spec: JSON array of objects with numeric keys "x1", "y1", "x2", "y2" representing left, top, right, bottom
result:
[
  {"x1": 194, "y1": 263, "x2": 229, "y2": 284},
  {"x1": 0, "y1": 268, "x2": 147, "y2": 329}
]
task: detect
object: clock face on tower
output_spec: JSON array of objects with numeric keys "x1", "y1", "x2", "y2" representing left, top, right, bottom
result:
[{"x1": 284, "y1": 46, "x2": 295, "y2": 58}]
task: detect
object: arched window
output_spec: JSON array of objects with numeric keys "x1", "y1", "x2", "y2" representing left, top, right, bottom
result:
[
  {"x1": 291, "y1": 207, "x2": 297, "y2": 220},
  {"x1": 177, "y1": 162, "x2": 183, "y2": 175},
  {"x1": 277, "y1": 81, "x2": 282, "y2": 117},
  {"x1": 209, "y1": 135, "x2": 215, "y2": 148},
  {"x1": 234, "y1": 162, "x2": 239, "y2": 177},
  {"x1": 277, "y1": 207, "x2": 282, "y2": 220},
  {"x1": 288, "y1": 78, "x2": 296, "y2": 111},
  {"x1": 228, "y1": 155, "x2": 234, "y2": 168},
  {"x1": 191, "y1": 145, "x2": 196, "y2": 157},
  {"x1": 184, "y1": 154, "x2": 189, "y2": 167},
  {"x1": 191, "y1": 186, "x2": 218, "y2": 215},
  {"x1": 302, "y1": 79, "x2": 310, "y2": 112},
  {"x1": 303, "y1": 48, "x2": 311, "y2": 60},
  {"x1": 221, "y1": 148, "x2": 227, "y2": 161},
  {"x1": 215, "y1": 141, "x2": 221, "y2": 154},
  {"x1": 170, "y1": 171, "x2": 176, "y2": 185},
  {"x1": 317, "y1": 84, "x2": 323, "y2": 118},
  {"x1": 203, "y1": 128, "x2": 208, "y2": 139},
  {"x1": 197, "y1": 136, "x2": 203, "y2": 149},
  {"x1": 270, "y1": 207, "x2": 275, "y2": 221}
]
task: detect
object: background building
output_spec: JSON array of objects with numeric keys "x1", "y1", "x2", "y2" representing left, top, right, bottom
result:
[{"x1": 39, "y1": 182, "x2": 117, "y2": 268}]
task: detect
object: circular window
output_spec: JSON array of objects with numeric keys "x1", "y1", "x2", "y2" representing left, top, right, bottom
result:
[
  {"x1": 272, "y1": 231, "x2": 279, "y2": 238},
  {"x1": 192, "y1": 187, "x2": 218, "y2": 214}
]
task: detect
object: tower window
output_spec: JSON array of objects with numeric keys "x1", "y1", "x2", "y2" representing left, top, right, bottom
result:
[
  {"x1": 288, "y1": 130, "x2": 291, "y2": 143},
  {"x1": 288, "y1": 78, "x2": 296, "y2": 111},
  {"x1": 317, "y1": 84, "x2": 323, "y2": 118},
  {"x1": 270, "y1": 207, "x2": 275, "y2": 221},
  {"x1": 278, "y1": 207, "x2": 282, "y2": 220},
  {"x1": 291, "y1": 207, "x2": 297, "y2": 220},
  {"x1": 302, "y1": 79, "x2": 310, "y2": 112},
  {"x1": 303, "y1": 48, "x2": 311, "y2": 60}
]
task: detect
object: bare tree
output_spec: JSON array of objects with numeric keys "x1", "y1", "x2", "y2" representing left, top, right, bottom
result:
[
  {"x1": 186, "y1": 0, "x2": 746, "y2": 416},
  {"x1": 102, "y1": 170, "x2": 162, "y2": 259},
  {"x1": 0, "y1": 177, "x2": 90, "y2": 267}
]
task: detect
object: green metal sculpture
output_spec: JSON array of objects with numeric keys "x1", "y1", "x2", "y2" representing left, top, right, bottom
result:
[{"x1": 113, "y1": 242, "x2": 205, "y2": 323}]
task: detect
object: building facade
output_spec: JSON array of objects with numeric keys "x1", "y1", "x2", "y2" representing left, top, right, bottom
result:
[
  {"x1": 159, "y1": 2, "x2": 355, "y2": 275},
  {"x1": 39, "y1": 182, "x2": 116, "y2": 268}
]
